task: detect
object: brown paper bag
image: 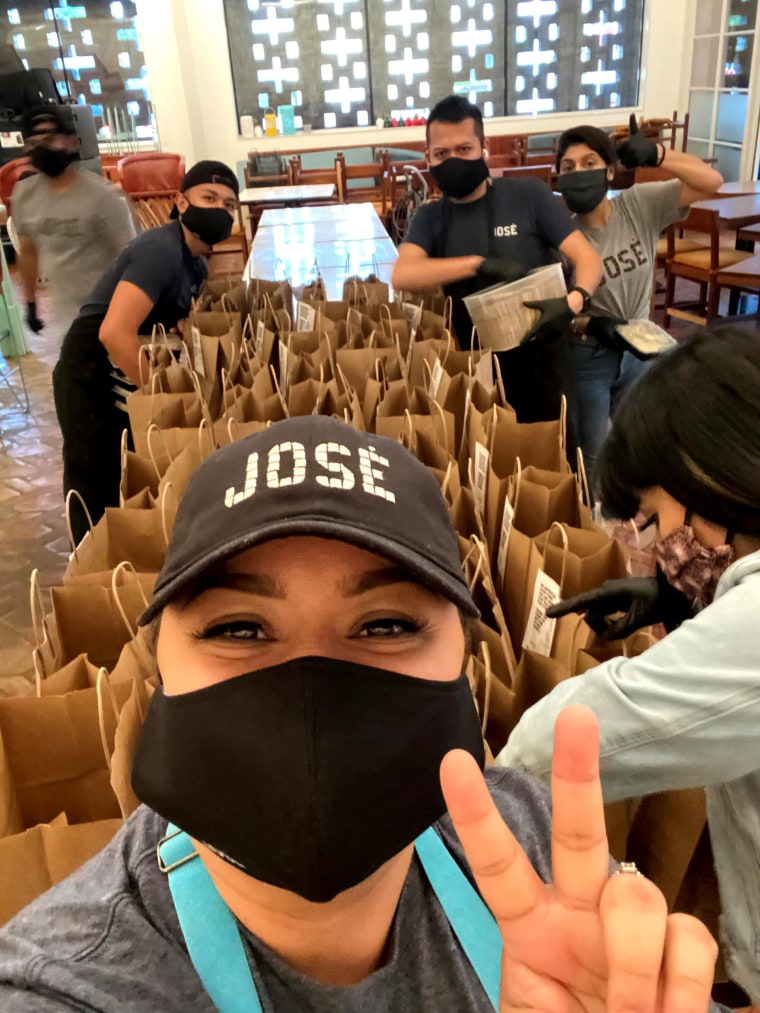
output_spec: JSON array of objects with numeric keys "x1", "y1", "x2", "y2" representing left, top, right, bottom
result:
[
  {"x1": 512, "y1": 466, "x2": 582, "y2": 538},
  {"x1": 0, "y1": 816, "x2": 123, "y2": 926}
]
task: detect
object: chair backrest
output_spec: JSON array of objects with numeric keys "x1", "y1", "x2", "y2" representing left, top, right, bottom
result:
[
  {"x1": 335, "y1": 152, "x2": 385, "y2": 203},
  {"x1": 117, "y1": 152, "x2": 185, "y2": 198},
  {"x1": 494, "y1": 164, "x2": 553, "y2": 184},
  {"x1": 486, "y1": 152, "x2": 521, "y2": 170},
  {"x1": 0, "y1": 157, "x2": 36, "y2": 210},
  {"x1": 666, "y1": 205, "x2": 720, "y2": 266},
  {"x1": 288, "y1": 155, "x2": 339, "y2": 188}
]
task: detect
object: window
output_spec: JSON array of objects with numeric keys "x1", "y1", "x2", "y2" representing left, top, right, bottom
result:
[
  {"x1": 1, "y1": 1, "x2": 155, "y2": 142},
  {"x1": 224, "y1": 0, "x2": 645, "y2": 131}
]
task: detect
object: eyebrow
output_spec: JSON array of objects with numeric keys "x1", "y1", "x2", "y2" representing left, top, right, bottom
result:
[
  {"x1": 192, "y1": 571, "x2": 288, "y2": 600},
  {"x1": 340, "y1": 565, "x2": 421, "y2": 597}
]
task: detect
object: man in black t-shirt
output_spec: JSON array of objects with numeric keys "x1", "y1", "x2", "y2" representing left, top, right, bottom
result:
[
  {"x1": 52, "y1": 160, "x2": 239, "y2": 544},
  {"x1": 393, "y1": 96, "x2": 602, "y2": 444}
]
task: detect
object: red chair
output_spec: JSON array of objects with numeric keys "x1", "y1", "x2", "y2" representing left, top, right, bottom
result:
[
  {"x1": 117, "y1": 152, "x2": 185, "y2": 198},
  {"x1": 0, "y1": 157, "x2": 37, "y2": 213}
]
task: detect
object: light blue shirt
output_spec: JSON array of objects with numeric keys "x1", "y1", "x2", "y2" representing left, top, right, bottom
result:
[{"x1": 497, "y1": 550, "x2": 760, "y2": 1002}]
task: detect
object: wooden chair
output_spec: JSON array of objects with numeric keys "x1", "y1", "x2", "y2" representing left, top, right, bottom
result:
[
  {"x1": 335, "y1": 152, "x2": 386, "y2": 211},
  {"x1": 288, "y1": 155, "x2": 340, "y2": 193},
  {"x1": 493, "y1": 164, "x2": 553, "y2": 185},
  {"x1": 486, "y1": 152, "x2": 521, "y2": 170},
  {"x1": 117, "y1": 152, "x2": 185, "y2": 198},
  {"x1": 663, "y1": 206, "x2": 753, "y2": 326}
]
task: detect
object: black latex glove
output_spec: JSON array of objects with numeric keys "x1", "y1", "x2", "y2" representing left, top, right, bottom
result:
[
  {"x1": 522, "y1": 296, "x2": 574, "y2": 344},
  {"x1": 25, "y1": 301, "x2": 43, "y2": 333},
  {"x1": 616, "y1": 113, "x2": 661, "y2": 169},
  {"x1": 477, "y1": 257, "x2": 527, "y2": 286},
  {"x1": 545, "y1": 576, "x2": 662, "y2": 639},
  {"x1": 585, "y1": 314, "x2": 627, "y2": 352}
]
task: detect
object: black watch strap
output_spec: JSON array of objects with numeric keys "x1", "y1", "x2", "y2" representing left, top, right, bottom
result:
[{"x1": 569, "y1": 286, "x2": 592, "y2": 312}]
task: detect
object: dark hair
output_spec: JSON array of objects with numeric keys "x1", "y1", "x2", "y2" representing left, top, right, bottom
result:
[
  {"x1": 555, "y1": 125, "x2": 616, "y2": 171},
  {"x1": 596, "y1": 328, "x2": 760, "y2": 536},
  {"x1": 427, "y1": 95, "x2": 485, "y2": 146},
  {"x1": 22, "y1": 104, "x2": 76, "y2": 140}
]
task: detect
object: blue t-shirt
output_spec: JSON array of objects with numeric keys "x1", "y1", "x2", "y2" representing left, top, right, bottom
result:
[{"x1": 80, "y1": 220, "x2": 207, "y2": 333}]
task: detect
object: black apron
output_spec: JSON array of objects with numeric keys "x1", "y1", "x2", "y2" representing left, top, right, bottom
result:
[{"x1": 439, "y1": 186, "x2": 578, "y2": 459}]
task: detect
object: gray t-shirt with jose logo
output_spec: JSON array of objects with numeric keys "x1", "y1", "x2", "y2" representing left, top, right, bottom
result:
[
  {"x1": 12, "y1": 169, "x2": 136, "y2": 326},
  {"x1": 579, "y1": 178, "x2": 688, "y2": 321},
  {"x1": 0, "y1": 769, "x2": 552, "y2": 1012}
]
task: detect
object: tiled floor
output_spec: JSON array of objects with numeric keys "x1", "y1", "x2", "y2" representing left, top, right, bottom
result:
[{"x1": 0, "y1": 284, "x2": 69, "y2": 696}]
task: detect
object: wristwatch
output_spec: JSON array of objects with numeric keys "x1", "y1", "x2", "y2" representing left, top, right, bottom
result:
[{"x1": 568, "y1": 286, "x2": 592, "y2": 313}]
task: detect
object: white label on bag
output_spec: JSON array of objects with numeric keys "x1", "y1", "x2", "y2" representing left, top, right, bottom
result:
[
  {"x1": 429, "y1": 357, "x2": 445, "y2": 400},
  {"x1": 496, "y1": 496, "x2": 514, "y2": 582},
  {"x1": 191, "y1": 326, "x2": 205, "y2": 377},
  {"x1": 296, "y1": 300, "x2": 316, "y2": 332},
  {"x1": 471, "y1": 442, "x2": 489, "y2": 516},
  {"x1": 255, "y1": 320, "x2": 266, "y2": 358},
  {"x1": 402, "y1": 302, "x2": 423, "y2": 330},
  {"x1": 0, "y1": 131, "x2": 22, "y2": 149},
  {"x1": 522, "y1": 570, "x2": 561, "y2": 657}
]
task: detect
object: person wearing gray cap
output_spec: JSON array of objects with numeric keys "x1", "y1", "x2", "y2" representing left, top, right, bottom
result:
[
  {"x1": 13, "y1": 105, "x2": 136, "y2": 334},
  {"x1": 0, "y1": 416, "x2": 723, "y2": 1013},
  {"x1": 51, "y1": 159, "x2": 240, "y2": 544}
]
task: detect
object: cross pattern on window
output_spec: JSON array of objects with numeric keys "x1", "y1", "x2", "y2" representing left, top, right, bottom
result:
[{"x1": 224, "y1": 0, "x2": 644, "y2": 132}]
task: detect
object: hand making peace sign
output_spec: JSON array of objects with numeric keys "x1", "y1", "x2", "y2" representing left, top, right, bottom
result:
[{"x1": 440, "y1": 705, "x2": 718, "y2": 1013}]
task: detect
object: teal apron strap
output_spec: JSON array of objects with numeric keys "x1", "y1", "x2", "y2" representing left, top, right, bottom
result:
[
  {"x1": 160, "y1": 823, "x2": 501, "y2": 1013},
  {"x1": 414, "y1": 826, "x2": 502, "y2": 1010},
  {"x1": 158, "y1": 823, "x2": 262, "y2": 1013}
]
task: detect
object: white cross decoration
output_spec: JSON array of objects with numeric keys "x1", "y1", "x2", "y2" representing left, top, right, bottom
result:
[
  {"x1": 387, "y1": 47, "x2": 428, "y2": 86},
  {"x1": 583, "y1": 12, "x2": 620, "y2": 41},
  {"x1": 516, "y1": 0, "x2": 558, "y2": 29},
  {"x1": 515, "y1": 88, "x2": 554, "y2": 116},
  {"x1": 324, "y1": 75, "x2": 366, "y2": 114},
  {"x1": 251, "y1": 7, "x2": 294, "y2": 46},
  {"x1": 451, "y1": 19, "x2": 492, "y2": 59},
  {"x1": 321, "y1": 28, "x2": 363, "y2": 68},
  {"x1": 516, "y1": 39, "x2": 555, "y2": 76},
  {"x1": 258, "y1": 56, "x2": 299, "y2": 93},
  {"x1": 385, "y1": 0, "x2": 427, "y2": 38},
  {"x1": 582, "y1": 60, "x2": 617, "y2": 96}
]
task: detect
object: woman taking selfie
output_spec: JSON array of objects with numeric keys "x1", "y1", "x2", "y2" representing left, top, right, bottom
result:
[{"x1": 0, "y1": 416, "x2": 722, "y2": 1012}]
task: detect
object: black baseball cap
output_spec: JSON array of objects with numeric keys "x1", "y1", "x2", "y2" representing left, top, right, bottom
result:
[
  {"x1": 180, "y1": 159, "x2": 239, "y2": 196},
  {"x1": 22, "y1": 105, "x2": 76, "y2": 139},
  {"x1": 139, "y1": 416, "x2": 478, "y2": 624}
]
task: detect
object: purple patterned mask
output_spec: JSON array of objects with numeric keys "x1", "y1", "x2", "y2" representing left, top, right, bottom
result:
[{"x1": 656, "y1": 520, "x2": 734, "y2": 609}]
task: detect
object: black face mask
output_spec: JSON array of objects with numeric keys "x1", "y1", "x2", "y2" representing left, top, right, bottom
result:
[
  {"x1": 556, "y1": 168, "x2": 609, "y2": 214},
  {"x1": 132, "y1": 655, "x2": 484, "y2": 903},
  {"x1": 29, "y1": 145, "x2": 76, "y2": 178},
  {"x1": 180, "y1": 203, "x2": 234, "y2": 246},
  {"x1": 430, "y1": 156, "x2": 490, "y2": 200}
]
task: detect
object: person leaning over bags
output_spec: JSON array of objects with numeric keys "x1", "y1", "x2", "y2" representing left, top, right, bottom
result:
[
  {"x1": 0, "y1": 415, "x2": 725, "y2": 1013},
  {"x1": 497, "y1": 328, "x2": 760, "y2": 1008},
  {"x1": 392, "y1": 95, "x2": 602, "y2": 453},
  {"x1": 555, "y1": 116, "x2": 722, "y2": 478},
  {"x1": 52, "y1": 159, "x2": 239, "y2": 546},
  {"x1": 13, "y1": 105, "x2": 136, "y2": 334}
]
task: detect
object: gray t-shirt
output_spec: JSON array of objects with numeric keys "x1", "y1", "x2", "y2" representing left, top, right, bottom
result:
[
  {"x1": 12, "y1": 169, "x2": 136, "y2": 325},
  {"x1": 579, "y1": 179, "x2": 687, "y2": 321},
  {"x1": 0, "y1": 769, "x2": 552, "y2": 1012}
]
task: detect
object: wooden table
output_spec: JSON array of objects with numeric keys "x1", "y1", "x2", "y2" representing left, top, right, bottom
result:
[
  {"x1": 715, "y1": 180, "x2": 760, "y2": 196},
  {"x1": 239, "y1": 184, "x2": 337, "y2": 207},
  {"x1": 244, "y1": 202, "x2": 397, "y2": 298},
  {"x1": 692, "y1": 194, "x2": 760, "y2": 231}
]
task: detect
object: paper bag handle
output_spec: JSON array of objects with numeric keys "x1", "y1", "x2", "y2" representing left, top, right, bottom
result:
[
  {"x1": 111, "y1": 561, "x2": 150, "y2": 640},
  {"x1": 146, "y1": 423, "x2": 176, "y2": 477},
  {"x1": 478, "y1": 640, "x2": 493, "y2": 736},
  {"x1": 545, "y1": 521, "x2": 570, "y2": 595},
  {"x1": 65, "y1": 489, "x2": 95, "y2": 554},
  {"x1": 159, "y1": 482, "x2": 179, "y2": 547},
  {"x1": 96, "y1": 667, "x2": 121, "y2": 773},
  {"x1": 576, "y1": 445, "x2": 592, "y2": 510}
]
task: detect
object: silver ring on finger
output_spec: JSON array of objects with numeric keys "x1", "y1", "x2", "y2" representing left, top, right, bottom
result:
[{"x1": 615, "y1": 861, "x2": 642, "y2": 876}]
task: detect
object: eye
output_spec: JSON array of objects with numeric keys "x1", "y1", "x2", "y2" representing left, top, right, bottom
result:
[
  {"x1": 356, "y1": 617, "x2": 425, "y2": 638},
  {"x1": 195, "y1": 619, "x2": 268, "y2": 642}
]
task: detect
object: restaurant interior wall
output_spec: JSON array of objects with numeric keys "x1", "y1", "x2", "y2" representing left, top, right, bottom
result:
[{"x1": 136, "y1": 0, "x2": 695, "y2": 170}]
